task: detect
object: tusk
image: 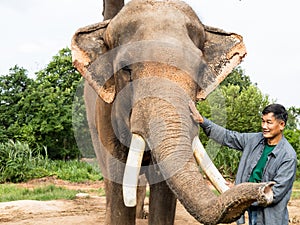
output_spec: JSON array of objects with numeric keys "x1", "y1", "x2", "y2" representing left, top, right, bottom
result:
[
  {"x1": 192, "y1": 136, "x2": 229, "y2": 193},
  {"x1": 123, "y1": 134, "x2": 146, "y2": 207}
]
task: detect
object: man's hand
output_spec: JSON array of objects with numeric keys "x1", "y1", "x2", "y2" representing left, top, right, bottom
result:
[
  {"x1": 225, "y1": 180, "x2": 235, "y2": 188},
  {"x1": 188, "y1": 101, "x2": 204, "y2": 124}
]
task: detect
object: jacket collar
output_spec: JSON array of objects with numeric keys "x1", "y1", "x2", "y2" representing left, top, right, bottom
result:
[
  {"x1": 271, "y1": 136, "x2": 287, "y2": 158},
  {"x1": 258, "y1": 133, "x2": 286, "y2": 158}
]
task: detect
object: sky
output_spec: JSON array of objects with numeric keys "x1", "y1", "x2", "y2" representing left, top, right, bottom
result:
[{"x1": 0, "y1": 0, "x2": 299, "y2": 108}]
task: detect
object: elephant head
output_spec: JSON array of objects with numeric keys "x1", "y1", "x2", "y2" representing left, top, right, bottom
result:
[{"x1": 71, "y1": 0, "x2": 274, "y2": 224}]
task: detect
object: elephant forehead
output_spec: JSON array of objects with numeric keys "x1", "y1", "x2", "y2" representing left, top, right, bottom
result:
[
  {"x1": 105, "y1": 0, "x2": 204, "y2": 47},
  {"x1": 113, "y1": 39, "x2": 203, "y2": 72},
  {"x1": 132, "y1": 62, "x2": 198, "y2": 96},
  {"x1": 120, "y1": 0, "x2": 199, "y2": 20}
]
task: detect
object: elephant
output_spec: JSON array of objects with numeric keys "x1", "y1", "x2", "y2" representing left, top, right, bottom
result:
[{"x1": 71, "y1": 0, "x2": 275, "y2": 224}]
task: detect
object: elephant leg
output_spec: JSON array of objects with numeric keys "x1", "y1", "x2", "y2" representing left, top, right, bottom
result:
[
  {"x1": 136, "y1": 174, "x2": 147, "y2": 219},
  {"x1": 104, "y1": 179, "x2": 136, "y2": 225},
  {"x1": 148, "y1": 181, "x2": 177, "y2": 225}
]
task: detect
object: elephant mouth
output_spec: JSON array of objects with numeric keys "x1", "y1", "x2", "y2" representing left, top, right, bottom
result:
[{"x1": 122, "y1": 134, "x2": 228, "y2": 207}]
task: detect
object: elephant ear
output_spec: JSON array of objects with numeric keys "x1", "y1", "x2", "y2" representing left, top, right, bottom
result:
[
  {"x1": 197, "y1": 25, "x2": 247, "y2": 100},
  {"x1": 71, "y1": 20, "x2": 116, "y2": 103}
]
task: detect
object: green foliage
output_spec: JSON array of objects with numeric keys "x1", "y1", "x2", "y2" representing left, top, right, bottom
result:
[
  {"x1": 0, "y1": 48, "x2": 84, "y2": 159},
  {"x1": 0, "y1": 140, "x2": 48, "y2": 183},
  {"x1": 219, "y1": 67, "x2": 253, "y2": 89},
  {"x1": 291, "y1": 181, "x2": 300, "y2": 200},
  {"x1": 20, "y1": 48, "x2": 82, "y2": 159},
  {"x1": 282, "y1": 107, "x2": 300, "y2": 179},
  {"x1": 46, "y1": 160, "x2": 102, "y2": 182},
  {"x1": 284, "y1": 129, "x2": 300, "y2": 178},
  {"x1": 0, "y1": 140, "x2": 102, "y2": 183},
  {"x1": 0, "y1": 184, "x2": 79, "y2": 202},
  {"x1": 286, "y1": 107, "x2": 300, "y2": 130},
  {"x1": 197, "y1": 67, "x2": 300, "y2": 179},
  {"x1": 72, "y1": 79, "x2": 95, "y2": 158},
  {"x1": 0, "y1": 66, "x2": 34, "y2": 142},
  {"x1": 197, "y1": 68, "x2": 270, "y2": 177}
]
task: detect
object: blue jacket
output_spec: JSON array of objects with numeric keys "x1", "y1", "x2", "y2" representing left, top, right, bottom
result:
[{"x1": 200, "y1": 118, "x2": 297, "y2": 225}]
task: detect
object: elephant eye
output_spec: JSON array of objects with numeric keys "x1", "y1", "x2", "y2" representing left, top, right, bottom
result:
[
  {"x1": 122, "y1": 65, "x2": 131, "y2": 74},
  {"x1": 122, "y1": 65, "x2": 133, "y2": 82}
]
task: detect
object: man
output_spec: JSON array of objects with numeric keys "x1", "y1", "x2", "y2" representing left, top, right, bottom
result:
[{"x1": 189, "y1": 101, "x2": 297, "y2": 225}]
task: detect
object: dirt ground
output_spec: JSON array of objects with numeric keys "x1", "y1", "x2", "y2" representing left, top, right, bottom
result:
[{"x1": 0, "y1": 177, "x2": 299, "y2": 225}]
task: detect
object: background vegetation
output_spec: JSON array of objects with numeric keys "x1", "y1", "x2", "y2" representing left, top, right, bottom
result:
[
  {"x1": 0, "y1": 48, "x2": 90, "y2": 159},
  {"x1": 0, "y1": 184, "x2": 80, "y2": 202},
  {"x1": 0, "y1": 140, "x2": 102, "y2": 183},
  {"x1": 0, "y1": 47, "x2": 299, "y2": 183},
  {"x1": 197, "y1": 67, "x2": 300, "y2": 179}
]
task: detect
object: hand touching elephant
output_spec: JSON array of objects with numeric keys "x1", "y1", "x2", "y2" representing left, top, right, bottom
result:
[{"x1": 71, "y1": 0, "x2": 274, "y2": 224}]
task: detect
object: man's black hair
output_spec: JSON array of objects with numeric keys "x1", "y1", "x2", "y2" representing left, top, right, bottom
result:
[{"x1": 262, "y1": 103, "x2": 288, "y2": 124}]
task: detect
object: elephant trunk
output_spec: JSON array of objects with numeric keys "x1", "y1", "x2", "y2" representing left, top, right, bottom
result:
[{"x1": 130, "y1": 89, "x2": 274, "y2": 225}]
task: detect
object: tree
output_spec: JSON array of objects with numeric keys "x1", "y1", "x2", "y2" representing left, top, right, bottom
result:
[
  {"x1": 0, "y1": 66, "x2": 33, "y2": 142},
  {"x1": 20, "y1": 48, "x2": 82, "y2": 159},
  {"x1": 0, "y1": 48, "x2": 90, "y2": 159},
  {"x1": 219, "y1": 67, "x2": 253, "y2": 90},
  {"x1": 197, "y1": 67, "x2": 270, "y2": 177},
  {"x1": 286, "y1": 106, "x2": 300, "y2": 130},
  {"x1": 72, "y1": 79, "x2": 95, "y2": 158},
  {"x1": 198, "y1": 67, "x2": 269, "y2": 134},
  {"x1": 103, "y1": 0, "x2": 124, "y2": 20}
]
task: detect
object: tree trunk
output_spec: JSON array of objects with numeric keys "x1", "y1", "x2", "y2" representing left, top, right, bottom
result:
[{"x1": 103, "y1": 0, "x2": 124, "y2": 20}]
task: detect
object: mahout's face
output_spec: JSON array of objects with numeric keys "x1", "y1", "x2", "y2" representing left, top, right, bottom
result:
[{"x1": 261, "y1": 112, "x2": 285, "y2": 142}]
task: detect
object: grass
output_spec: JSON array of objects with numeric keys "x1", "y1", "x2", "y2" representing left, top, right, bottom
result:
[
  {"x1": 0, "y1": 158, "x2": 103, "y2": 184},
  {"x1": 46, "y1": 160, "x2": 103, "y2": 182},
  {"x1": 291, "y1": 180, "x2": 300, "y2": 200},
  {"x1": 292, "y1": 180, "x2": 300, "y2": 189},
  {"x1": 0, "y1": 140, "x2": 103, "y2": 183},
  {"x1": 0, "y1": 179, "x2": 299, "y2": 203},
  {"x1": 88, "y1": 187, "x2": 106, "y2": 196},
  {"x1": 0, "y1": 184, "x2": 80, "y2": 202}
]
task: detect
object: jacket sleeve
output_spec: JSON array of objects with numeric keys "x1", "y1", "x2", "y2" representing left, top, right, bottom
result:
[
  {"x1": 271, "y1": 156, "x2": 297, "y2": 204},
  {"x1": 200, "y1": 117, "x2": 253, "y2": 151}
]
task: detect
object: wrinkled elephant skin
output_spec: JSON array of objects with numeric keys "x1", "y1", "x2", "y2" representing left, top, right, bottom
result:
[{"x1": 71, "y1": 0, "x2": 274, "y2": 224}]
